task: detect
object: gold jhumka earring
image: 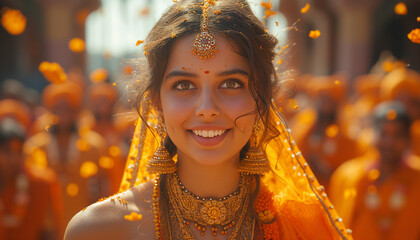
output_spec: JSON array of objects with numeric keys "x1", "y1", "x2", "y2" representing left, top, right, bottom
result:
[
  {"x1": 191, "y1": 1, "x2": 218, "y2": 59},
  {"x1": 238, "y1": 121, "x2": 271, "y2": 175},
  {"x1": 146, "y1": 118, "x2": 176, "y2": 174}
]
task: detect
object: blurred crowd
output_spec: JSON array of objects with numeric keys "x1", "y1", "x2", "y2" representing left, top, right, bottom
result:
[
  {"x1": 0, "y1": 57, "x2": 420, "y2": 240},
  {"x1": 0, "y1": 71, "x2": 136, "y2": 239}
]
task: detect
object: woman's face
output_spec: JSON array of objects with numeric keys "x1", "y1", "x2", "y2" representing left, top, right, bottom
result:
[{"x1": 160, "y1": 35, "x2": 256, "y2": 166}]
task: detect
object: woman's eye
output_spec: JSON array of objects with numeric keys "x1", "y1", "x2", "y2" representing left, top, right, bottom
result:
[
  {"x1": 174, "y1": 81, "x2": 195, "y2": 90},
  {"x1": 220, "y1": 79, "x2": 243, "y2": 89}
]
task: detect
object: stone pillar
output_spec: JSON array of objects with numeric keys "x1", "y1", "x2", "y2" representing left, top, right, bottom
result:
[
  {"x1": 278, "y1": 0, "x2": 300, "y2": 71},
  {"x1": 329, "y1": 0, "x2": 382, "y2": 81},
  {"x1": 37, "y1": 0, "x2": 98, "y2": 72}
]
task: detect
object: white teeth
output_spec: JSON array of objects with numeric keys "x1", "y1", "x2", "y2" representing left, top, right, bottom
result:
[{"x1": 192, "y1": 129, "x2": 226, "y2": 138}]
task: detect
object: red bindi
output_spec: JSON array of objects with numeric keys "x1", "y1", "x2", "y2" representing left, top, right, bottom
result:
[{"x1": 204, "y1": 70, "x2": 210, "y2": 74}]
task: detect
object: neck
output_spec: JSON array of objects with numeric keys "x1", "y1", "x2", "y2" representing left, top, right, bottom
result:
[{"x1": 176, "y1": 153, "x2": 240, "y2": 199}]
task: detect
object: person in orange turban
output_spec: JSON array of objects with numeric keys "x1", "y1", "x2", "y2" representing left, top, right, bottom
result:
[
  {"x1": 24, "y1": 82, "x2": 114, "y2": 231},
  {"x1": 329, "y1": 102, "x2": 420, "y2": 240},
  {"x1": 379, "y1": 67, "x2": 420, "y2": 156},
  {"x1": 86, "y1": 82, "x2": 125, "y2": 193},
  {"x1": 290, "y1": 74, "x2": 362, "y2": 188},
  {"x1": 0, "y1": 100, "x2": 64, "y2": 240},
  {"x1": 0, "y1": 99, "x2": 32, "y2": 131}
]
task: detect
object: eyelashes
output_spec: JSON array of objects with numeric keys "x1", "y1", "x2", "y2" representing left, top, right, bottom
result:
[
  {"x1": 172, "y1": 79, "x2": 244, "y2": 91},
  {"x1": 173, "y1": 80, "x2": 196, "y2": 90},
  {"x1": 220, "y1": 79, "x2": 244, "y2": 89}
]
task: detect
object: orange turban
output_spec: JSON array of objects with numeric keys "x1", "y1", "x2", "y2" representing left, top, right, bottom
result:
[
  {"x1": 380, "y1": 68, "x2": 420, "y2": 101},
  {"x1": 88, "y1": 82, "x2": 118, "y2": 102},
  {"x1": 305, "y1": 74, "x2": 347, "y2": 101},
  {"x1": 42, "y1": 82, "x2": 83, "y2": 110},
  {"x1": 0, "y1": 99, "x2": 31, "y2": 130},
  {"x1": 354, "y1": 74, "x2": 382, "y2": 96}
]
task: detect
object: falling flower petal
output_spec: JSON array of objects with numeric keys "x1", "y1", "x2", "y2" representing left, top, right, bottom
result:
[
  {"x1": 300, "y1": 3, "x2": 310, "y2": 14},
  {"x1": 394, "y1": 2, "x2": 407, "y2": 15},
  {"x1": 69, "y1": 38, "x2": 85, "y2": 52},
  {"x1": 124, "y1": 212, "x2": 143, "y2": 221},
  {"x1": 309, "y1": 30, "x2": 321, "y2": 39},
  {"x1": 261, "y1": 1, "x2": 272, "y2": 10},
  {"x1": 39, "y1": 61, "x2": 68, "y2": 84},
  {"x1": 80, "y1": 161, "x2": 98, "y2": 178},
  {"x1": 1, "y1": 8, "x2": 26, "y2": 35},
  {"x1": 136, "y1": 40, "x2": 144, "y2": 46},
  {"x1": 407, "y1": 28, "x2": 420, "y2": 44},
  {"x1": 89, "y1": 68, "x2": 108, "y2": 83},
  {"x1": 265, "y1": 10, "x2": 276, "y2": 17}
]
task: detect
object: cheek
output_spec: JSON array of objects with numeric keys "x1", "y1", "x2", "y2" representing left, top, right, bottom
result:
[
  {"x1": 219, "y1": 94, "x2": 256, "y2": 130},
  {"x1": 160, "y1": 94, "x2": 193, "y2": 131}
]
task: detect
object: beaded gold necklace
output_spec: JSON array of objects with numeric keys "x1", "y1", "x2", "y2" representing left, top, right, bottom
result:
[{"x1": 153, "y1": 173, "x2": 255, "y2": 239}]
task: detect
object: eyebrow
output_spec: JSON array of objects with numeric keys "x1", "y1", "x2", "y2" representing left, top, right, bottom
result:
[
  {"x1": 217, "y1": 68, "x2": 249, "y2": 77},
  {"x1": 165, "y1": 71, "x2": 197, "y2": 80},
  {"x1": 165, "y1": 68, "x2": 249, "y2": 80}
]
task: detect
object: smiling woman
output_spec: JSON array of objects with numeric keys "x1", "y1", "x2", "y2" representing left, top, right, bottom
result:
[{"x1": 64, "y1": 1, "x2": 352, "y2": 239}]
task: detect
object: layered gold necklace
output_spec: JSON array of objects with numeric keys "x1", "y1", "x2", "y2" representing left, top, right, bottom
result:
[{"x1": 153, "y1": 173, "x2": 255, "y2": 239}]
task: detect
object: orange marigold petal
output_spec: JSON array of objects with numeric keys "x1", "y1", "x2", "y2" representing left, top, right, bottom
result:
[
  {"x1": 265, "y1": 10, "x2": 276, "y2": 17},
  {"x1": 69, "y1": 38, "x2": 85, "y2": 52},
  {"x1": 394, "y1": 2, "x2": 407, "y2": 15},
  {"x1": 1, "y1": 8, "x2": 26, "y2": 35},
  {"x1": 260, "y1": 1, "x2": 272, "y2": 10},
  {"x1": 136, "y1": 40, "x2": 144, "y2": 46},
  {"x1": 39, "y1": 61, "x2": 68, "y2": 84},
  {"x1": 300, "y1": 3, "x2": 310, "y2": 14},
  {"x1": 124, "y1": 212, "x2": 143, "y2": 221},
  {"x1": 89, "y1": 68, "x2": 108, "y2": 83},
  {"x1": 407, "y1": 28, "x2": 420, "y2": 44},
  {"x1": 308, "y1": 30, "x2": 321, "y2": 39}
]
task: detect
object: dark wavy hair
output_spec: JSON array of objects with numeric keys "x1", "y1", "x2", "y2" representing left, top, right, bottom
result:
[{"x1": 134, "y1": 0, "x2": 282, "y2": 156}]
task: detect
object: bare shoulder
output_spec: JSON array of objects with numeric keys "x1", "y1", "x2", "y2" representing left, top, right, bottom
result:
[{"x1": 64, "y1": 180, "x2": 156, "y2": 240}]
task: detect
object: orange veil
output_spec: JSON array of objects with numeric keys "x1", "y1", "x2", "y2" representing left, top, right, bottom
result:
[{"x1": 118, "y1": 90, "x2": 352, "y2": 239}]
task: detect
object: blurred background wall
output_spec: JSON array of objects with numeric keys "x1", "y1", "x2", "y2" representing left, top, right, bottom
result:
[{"x1": 1, "y1": 0, "x2": 419, "y2": 93}]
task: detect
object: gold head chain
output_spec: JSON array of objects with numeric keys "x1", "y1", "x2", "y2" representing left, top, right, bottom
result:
[{"x1": 191, "y1": 0, "x2": 219, "y2": 59}]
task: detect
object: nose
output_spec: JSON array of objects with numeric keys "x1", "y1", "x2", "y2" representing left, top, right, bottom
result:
[{"x1": 195, "y1": 86, "x2": 220, "y2": 119}]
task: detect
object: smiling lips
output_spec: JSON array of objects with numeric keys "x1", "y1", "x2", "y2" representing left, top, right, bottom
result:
[{"x1": 190, "y1": 129, "x2": 229, "y2": 147}]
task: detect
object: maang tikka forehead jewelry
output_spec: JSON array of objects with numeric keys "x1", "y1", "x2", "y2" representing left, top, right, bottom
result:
[{"x1": 191, "y1": 1, "x2": 218, "y2": 59}]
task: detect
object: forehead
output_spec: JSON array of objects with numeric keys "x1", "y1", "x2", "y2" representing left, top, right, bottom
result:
[{"x1": 165, "y1": 34, "x2": 249, "y2": 75}]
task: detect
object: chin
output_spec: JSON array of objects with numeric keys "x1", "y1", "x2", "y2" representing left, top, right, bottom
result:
[{"x1": 188, "y1": 150, "x2": 240, "y2": 167}]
